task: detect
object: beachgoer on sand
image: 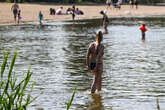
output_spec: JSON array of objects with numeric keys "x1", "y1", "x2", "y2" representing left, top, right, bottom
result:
[
  {"x1": 39, "y1": 11, "x2": 43, "y2": 25},
  {"x1": 106, "y1": 0, "x2": 112, "y2": 9},
  {"x1": 18, "y1": 10, "x2": 22, "y2": 24},
  {"x1": 75, "y1": 8, "x2": 84, "y2": 15},
  {"x1": 56, "y1": 7, "x2": 63, "y2": 15},
  {"x1": 140, "y1": 23, "x2": 148, "y2": 40},
  {"x1": 134, "y1": 0, "x2": 138, "y2": 9},
  {"x1": 100, "y1": 11, "x2": 109, "y2": 34},
  {"x1": 11, "y1": 1, "x2": 19, "y2": 24},
  {"x1": 72, "y1": 5, "x2": 75, "y2": 20},
  {"x1": 86, "y1": 30, "x2": 104, "y2": 93}
]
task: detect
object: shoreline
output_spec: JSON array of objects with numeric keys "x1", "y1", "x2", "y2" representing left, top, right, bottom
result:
[{"x1": 1, "y1": 3, "x2": 165, "y2": 26}]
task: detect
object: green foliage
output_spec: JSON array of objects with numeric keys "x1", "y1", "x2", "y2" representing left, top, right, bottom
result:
[
  {"x1": 0, "y1": 49, "x2": 37, "y2": 110},
  {"x1": 6, "y1": 0, "x2": 11, "y2": 3},
  {"x1": 66, "y1": 87, "x2": 77, "y2": 110}
]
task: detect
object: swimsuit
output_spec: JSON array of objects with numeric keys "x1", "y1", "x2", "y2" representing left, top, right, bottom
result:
[{"x1": 13, "y1": 9, "x2": 17, "y2": 16}]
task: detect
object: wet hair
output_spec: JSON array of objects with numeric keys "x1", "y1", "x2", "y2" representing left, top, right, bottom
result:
[
  {"x1": 96, "y1": 30, "x2": 103, "y2": 55},
  {"x1": 100, "y1": 11, "x2": 104, "y2": 15},
  {"x1": 142, "y1": 24, "x2": 145, "y2": 27}
]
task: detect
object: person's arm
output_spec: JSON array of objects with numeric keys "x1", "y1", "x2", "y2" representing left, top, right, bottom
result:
[
  {"x1": 86, "y1": 45, "x2": 91, "y2": 70},
  {"x1": 11, "y1": 5, "x2": 13, "y2": 11}
]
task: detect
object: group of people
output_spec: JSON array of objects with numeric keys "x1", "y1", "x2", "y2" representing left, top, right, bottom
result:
[
  {"x1": 106, "y1": 0, "x2": 123, "y2": 10},
  {"x1": 106, "y1": 0, "x2": 139, "y2": 10},
  {"x1": 49, "y1": 6, "x2": 84, "y2": 20},
  {"x1": 11, "y1": 1, "x2": 148, "y2": 94},
  {"x1": 11, "y1": 1, "x2": 21, "y2": 24}
]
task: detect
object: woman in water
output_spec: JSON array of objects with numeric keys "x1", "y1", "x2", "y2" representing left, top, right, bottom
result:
[{"x1": 86, "y1": 30, "x2": 104, "y2": 93}]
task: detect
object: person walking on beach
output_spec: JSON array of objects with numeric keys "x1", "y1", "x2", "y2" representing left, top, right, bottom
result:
[
  {"x1": 86, "y1": 30, "x2": 104, "y2": 93},
  {"x1": 106, "y1": 0, "x2": 112, "y2": 9},
  {"x1": 72, "y1": 5, "x2": 76, "y2": 20},
  {"x1": 140, "y1": 23, "x2": 148, "y2": 40},
  {"x1": 129, "y1": 0, "x2": 134, "y2": 8},
  {"x1": 39, "y1": 11, "x2": 43, "y2": 25},
  {"x1": 11, "y1": 0, "x2": 19, "y2": 24},
  {"x1": 17, "y1": 10, "x2": 22, "y2": 24},
  {"x1": 134, "y1": 0, "x2": 138, "y2": 9},
  {"x1": 100, "y1": 11, "x2": 109, "y2": 34}
]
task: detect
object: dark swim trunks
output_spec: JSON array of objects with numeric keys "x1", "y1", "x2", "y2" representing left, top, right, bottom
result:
[
  {"x1": 90, "y1": 62, "x2": 96, "y2": 70},
  {"x1": 13, "y1": 9, "x2": 18, "y2": 16}
]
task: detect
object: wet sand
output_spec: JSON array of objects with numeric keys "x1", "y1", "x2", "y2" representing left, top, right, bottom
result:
[{"x1": 0, "y1": 3, "x2": 165, "y2": 25}]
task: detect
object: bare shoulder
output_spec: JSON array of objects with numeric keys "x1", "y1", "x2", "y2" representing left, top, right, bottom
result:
[{"x1": 88, "y1": 42, "x2": 95, "y2": 48}]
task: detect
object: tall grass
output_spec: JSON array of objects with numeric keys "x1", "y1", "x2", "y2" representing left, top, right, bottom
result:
[
  {"x1": 66, "y1": 87, "x2": 77, "y2": 110},
  {"x1": 0, "y1": 49, "x2": 37, "y2": 110}
]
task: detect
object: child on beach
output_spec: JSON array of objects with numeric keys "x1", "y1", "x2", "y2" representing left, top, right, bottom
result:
[
  {"x1": 18, "y1": 10, "x2": 22, "y2": 24},
  {"x1": 86, "y1": 30, "x2": 104, "y2": 93},
  {"x1": 100, "y1": 11, "x2": 109, "y2": 34},
  {"x1": 39, "y1": 11, "x2": 43, "y2": 25},
  {"x1": 140, "y1": 23, "x2": 148, "y2": 40}
]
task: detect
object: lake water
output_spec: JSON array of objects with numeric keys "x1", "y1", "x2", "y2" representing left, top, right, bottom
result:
[{"x1": 0, "y1": 17, "x2": 165, "y2": 110}]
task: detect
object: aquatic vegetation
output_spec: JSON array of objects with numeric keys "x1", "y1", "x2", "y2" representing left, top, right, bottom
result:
[
  {"x1": 66, "y1": 87, "x2": 77, "y2": 110},
  {"x1": 156, "y1": 97, "x2": 160, "y2": 110},
  {"x1": 0, "y1": 49, "x2": 37, "y2": 110}
]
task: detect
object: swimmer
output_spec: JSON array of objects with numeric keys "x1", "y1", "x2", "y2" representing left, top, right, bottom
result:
[
  {"x1": 140, "y1": 23, "x2": 148, "y2": 40},
  {"x1": 86, "y1": 30, "x2": 104, "y2": 93},
  {"x1": 100, "y1": 11, "x2": 109, "y2": 34}
]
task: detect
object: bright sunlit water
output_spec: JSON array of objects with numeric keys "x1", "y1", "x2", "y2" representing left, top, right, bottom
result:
[{"x1": 0, "y1": 17, "x2": 165, "y2": 110}]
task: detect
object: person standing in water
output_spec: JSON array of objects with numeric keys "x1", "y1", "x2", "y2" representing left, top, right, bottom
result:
[
  {"x1": 140, "y1": 23, "x2": 148, "y2": 40},
  {"x1": 11, "y1": 0, "x2": 19, "y2": 24},
  {"x1": 100, "y1": 11, "x2": 109, "y2": 34},
  {"x1": 39, "y1": 11, "x2": 43, "y2": 25},
  {"x1": 86, "y1": 30, "x2": 104, "y2": 93}
]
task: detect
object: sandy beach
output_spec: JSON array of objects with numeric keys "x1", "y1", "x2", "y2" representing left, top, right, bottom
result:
[{"x1": 0, "y1": 3, "x2": 165, "y2": 25}]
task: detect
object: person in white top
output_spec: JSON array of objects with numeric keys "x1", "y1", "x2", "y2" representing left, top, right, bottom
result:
[{"x1": 106, "y1": 0, "x2": 112, "y2": 9}]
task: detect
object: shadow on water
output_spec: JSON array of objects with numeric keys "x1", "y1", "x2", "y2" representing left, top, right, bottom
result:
[{"x1": 0, "y1": 17, "x2": 165, "y2": 110}]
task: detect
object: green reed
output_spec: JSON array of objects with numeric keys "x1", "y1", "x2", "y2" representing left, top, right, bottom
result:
[
  {"x1": 0, "y1": 49, "x2": 37, "y2": 110},
  {"x1": 66, "y1": 87, "x2": 77, "y2": 110},
  {"x1": 156, "y1": 97, "x2": 160, "y2": 110}
]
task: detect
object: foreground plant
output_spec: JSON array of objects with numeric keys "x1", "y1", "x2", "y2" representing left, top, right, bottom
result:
[
  {"x1": 66, "y1": 87, "x2": 77, "y2": 110},
  {"x1": 0, "y1": 49, "x2": 37, "y2": 110}
]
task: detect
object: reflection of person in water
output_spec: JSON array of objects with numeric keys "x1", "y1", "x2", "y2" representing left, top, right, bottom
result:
[
  {"x1": 88, "y1": 94, "x2": 104, "y2": 110},
  {"x1": 86, "y1": 30, "x2": 104, "y2": 93}
]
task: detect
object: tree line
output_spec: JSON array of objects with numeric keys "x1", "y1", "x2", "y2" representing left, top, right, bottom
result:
[{"x1": 0, "y1": 0, "x2": 164, "y2": 4}]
